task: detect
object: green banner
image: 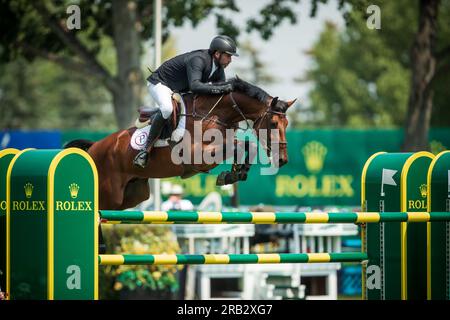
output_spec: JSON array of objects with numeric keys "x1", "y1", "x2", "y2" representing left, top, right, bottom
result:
[
  {"x1": 0, "y1": 149, "x2": 18, "y2": 294},
  {"x1": 62, "y1": 129, "x2": 450, "y2": 207},
  {"x1": 7, "y1": 149, "x2": 98, "y2": 300}
]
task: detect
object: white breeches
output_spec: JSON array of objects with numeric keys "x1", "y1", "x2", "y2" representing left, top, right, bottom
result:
[{"x1": 147, "y1": 81, "x2": 174, "y2": 119}]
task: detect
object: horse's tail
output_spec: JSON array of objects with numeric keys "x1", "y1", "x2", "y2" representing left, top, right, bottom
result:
[{"x1": 64, "y1": 139, "x2": 94, "y2": 152}]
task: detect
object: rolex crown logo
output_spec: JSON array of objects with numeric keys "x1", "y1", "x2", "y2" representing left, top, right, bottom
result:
[
  {"x1": 24, "y1": 182, "x2": 34, "y2": 199},
  {"x1": 69, "y1": 183, "x2": 80, "y2": 199},
  {"x1": 302, "y1": 141, "x2": 328, "y2": 174},
  {"x1": 419, "y1": 184, "x2": 427, "y2": 198}
]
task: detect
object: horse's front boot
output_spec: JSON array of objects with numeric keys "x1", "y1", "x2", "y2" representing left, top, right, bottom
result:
[
  {"x1": 238, "y1": 171, "x2": 248, "y2": 181},
  {"x1": 216, "y1": 171, "x2": 239, "y2": 186}
]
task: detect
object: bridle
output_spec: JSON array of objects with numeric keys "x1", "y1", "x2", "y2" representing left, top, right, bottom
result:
[
  {"x1": 186, "y1": 92, "x2": 288, "y2": 158},
  {"x1": 252, "y1": 98, "x2": 288, "y2": 158}
]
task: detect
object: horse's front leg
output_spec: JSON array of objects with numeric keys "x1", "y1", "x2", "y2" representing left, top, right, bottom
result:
[
  {"x1": 216, "y1": 139, "x2": 256, "y2": 186},
  {"x1": 235, "y1": 140, "x2": 257, "y2": 181}
]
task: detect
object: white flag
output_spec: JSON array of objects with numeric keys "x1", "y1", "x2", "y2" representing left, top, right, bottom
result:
[{"x1": 381, "y1": 168, "x2": 397, "y2": 196}]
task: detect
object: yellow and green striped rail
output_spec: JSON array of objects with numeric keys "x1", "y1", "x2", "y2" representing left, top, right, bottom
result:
[
  {"x1": 100, "y1": 210, "x2": 450, "y2": 224},
  {"x1": 98, "y1": 252, "x2": 368, "y2": 265},
  {"x1": 6, "y1": 149, "x2": 450, "y2": 300}
]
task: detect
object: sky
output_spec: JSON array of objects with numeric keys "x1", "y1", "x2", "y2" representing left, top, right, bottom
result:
[{"x1": 169, "y1": 0, "x2": 345, "y2": 105}]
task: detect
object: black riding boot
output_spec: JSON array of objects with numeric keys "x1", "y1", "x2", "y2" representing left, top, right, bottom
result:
[{"x1": 133, "y1": 110, "x2": 167, "y2": 168}]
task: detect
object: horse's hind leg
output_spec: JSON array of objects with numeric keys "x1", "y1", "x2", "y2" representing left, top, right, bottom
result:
[
  {"x1": 97, "y1": 174, "x2": 126, "y2": 253},
  {"x1": 98, "y1": 173, "x2": 126, "y2": 210},
  {"x1": 120, "y1": 178, "x2": 150, "y2": 210}
]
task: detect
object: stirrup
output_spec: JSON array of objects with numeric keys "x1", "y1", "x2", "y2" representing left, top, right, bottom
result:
[{"x1": 133, "y1": 150, "x2": 148, "y2": 168}]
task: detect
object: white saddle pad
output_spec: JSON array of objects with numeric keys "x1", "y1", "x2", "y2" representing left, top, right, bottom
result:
[{"x1": 130, "y1": 98, "x2": 187, "y2": 151}]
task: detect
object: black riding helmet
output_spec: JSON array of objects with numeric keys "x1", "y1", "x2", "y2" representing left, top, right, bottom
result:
[{"x1": 209, "y1": 35, "x2": 239, "y2": 56}]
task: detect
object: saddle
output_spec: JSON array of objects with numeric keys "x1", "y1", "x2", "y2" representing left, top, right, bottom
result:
[{"x1": 135, "y1": 93, "x2": 186, "y2": 140}]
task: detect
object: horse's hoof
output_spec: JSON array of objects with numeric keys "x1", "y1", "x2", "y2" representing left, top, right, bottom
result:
[
  {"x1": 216, "y1": 171, "x2": 240, "y2": 186},
  {"x1": 239, "y1": 172, "x2": 248, "y2": 181},
  {"x1": 99, "y1": 243, "x2": 107, "y2": 254},
  {"x1": 226, "y1": 173, "x2": 239, "y2": 184}
]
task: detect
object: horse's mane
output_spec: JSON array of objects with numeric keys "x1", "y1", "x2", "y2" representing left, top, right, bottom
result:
[
  {"x1": 233, "y1": 77, "x2": 270, "y2": 104},
  {"x1": 194, "y1": 77, "x2": 270, "y2": 108},
  {"x1": 194, "y1": 77, "x2": 290, "y2": 114}
]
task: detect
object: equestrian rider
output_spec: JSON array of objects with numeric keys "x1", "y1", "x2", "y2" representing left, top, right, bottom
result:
[{"x1": 133, "y1": 35, "x2": 239, "y2": 168}]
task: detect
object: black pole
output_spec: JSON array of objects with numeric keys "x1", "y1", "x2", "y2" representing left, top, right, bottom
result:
[{"x1": 231, "y1": 183, "x2": 239, "y2": 208}]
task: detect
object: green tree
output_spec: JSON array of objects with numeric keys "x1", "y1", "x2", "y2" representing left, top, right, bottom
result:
[
  {"x1": 0, "y1": 0, "x2": 300, "y2": 129},
  {"x1": 0, "y1": 35, "x2": 178, "y2": 130},
  {"x1": 294, "y1": 0, "x2": 450, "y2": 142},
  {"x1": 2, "y1": 0, "x2": 447, "y2": 151},
  {"x1": 233, "y1": 40, "x2": 277, "y2": 86},
  {"x1": 243, "y1": 0, "x2": 450, "y2": 149},
  {"x1": 295, "y1": 21, "x2": 410, "y2": 128},
  {"x1": 402, "y1": 0, "x2": 450, "y2": 151},
  {"x1": 0, "y1": 57, "x2": 115, "y2": 130}
]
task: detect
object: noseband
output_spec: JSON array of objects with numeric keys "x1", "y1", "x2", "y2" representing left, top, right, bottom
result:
[
  {"x1": 230, "y1": 93, "x2": 288, "y2": 158},
  {"x1": 253, "y1": 106, "x2": 288, "y2": 158},
  {"x1": 194, "y1": 92, "x2": 288, "y2": 158}
]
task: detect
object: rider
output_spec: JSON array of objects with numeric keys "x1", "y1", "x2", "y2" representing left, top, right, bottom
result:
[{"x1": 133, "y1": 35, "x2": 239, "y2": 168}]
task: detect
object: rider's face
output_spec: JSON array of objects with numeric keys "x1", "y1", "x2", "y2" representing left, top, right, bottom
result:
[{"x1": 214, "y1": 52, "x2": 232, "y2": 68}]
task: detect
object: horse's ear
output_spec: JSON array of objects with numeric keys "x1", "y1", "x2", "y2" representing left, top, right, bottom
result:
[
  {"x1": 270, "y1": 97, "x2": 279, "y2": 107},
  {"x1": 286, "y1": 99, "x2": 297, "y2": 109}
]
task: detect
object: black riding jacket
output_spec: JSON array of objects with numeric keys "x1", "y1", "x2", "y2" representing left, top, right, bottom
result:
[{"x1": 147, "y1": 49, "x2": 234, "y2": 95}]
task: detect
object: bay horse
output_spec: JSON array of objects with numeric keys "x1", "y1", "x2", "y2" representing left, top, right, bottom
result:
[{"x1": 66, "y1": 79, "x2": 295, "y2": 210}]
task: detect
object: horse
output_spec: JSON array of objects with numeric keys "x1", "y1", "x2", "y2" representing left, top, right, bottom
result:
[{"x1": 66, "y1": 79, "x2": 295, "y2": 211}]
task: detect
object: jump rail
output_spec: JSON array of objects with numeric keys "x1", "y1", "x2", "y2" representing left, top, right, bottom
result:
[
  {"x1": 100, "y1": 210, "x2": 450, "y2": 224},
  {"x1": 3, "y1": 149, "x2": 449, "y2": 300},
  {"x1": 98, "y1": 252, "x2": 369, "y2": 265}
]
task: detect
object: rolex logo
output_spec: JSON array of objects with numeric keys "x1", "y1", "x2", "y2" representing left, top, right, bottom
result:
[
  {"x1": 302, "y1": 141, "x2": 328, "y2": 174},
  {"x1": 419, "y1": 184, "x2": 427, "y2": 198},
  {"x1": 24, "y1": 183, "x2": 33, "y2": 198},
  {"x1": 69, "y1": 183, "x2": 80, "y2": 199}
]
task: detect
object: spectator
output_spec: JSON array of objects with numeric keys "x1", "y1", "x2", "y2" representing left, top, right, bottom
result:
[{"x1": 161, "y1": 185, "x2": 194, "y2": 211}]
